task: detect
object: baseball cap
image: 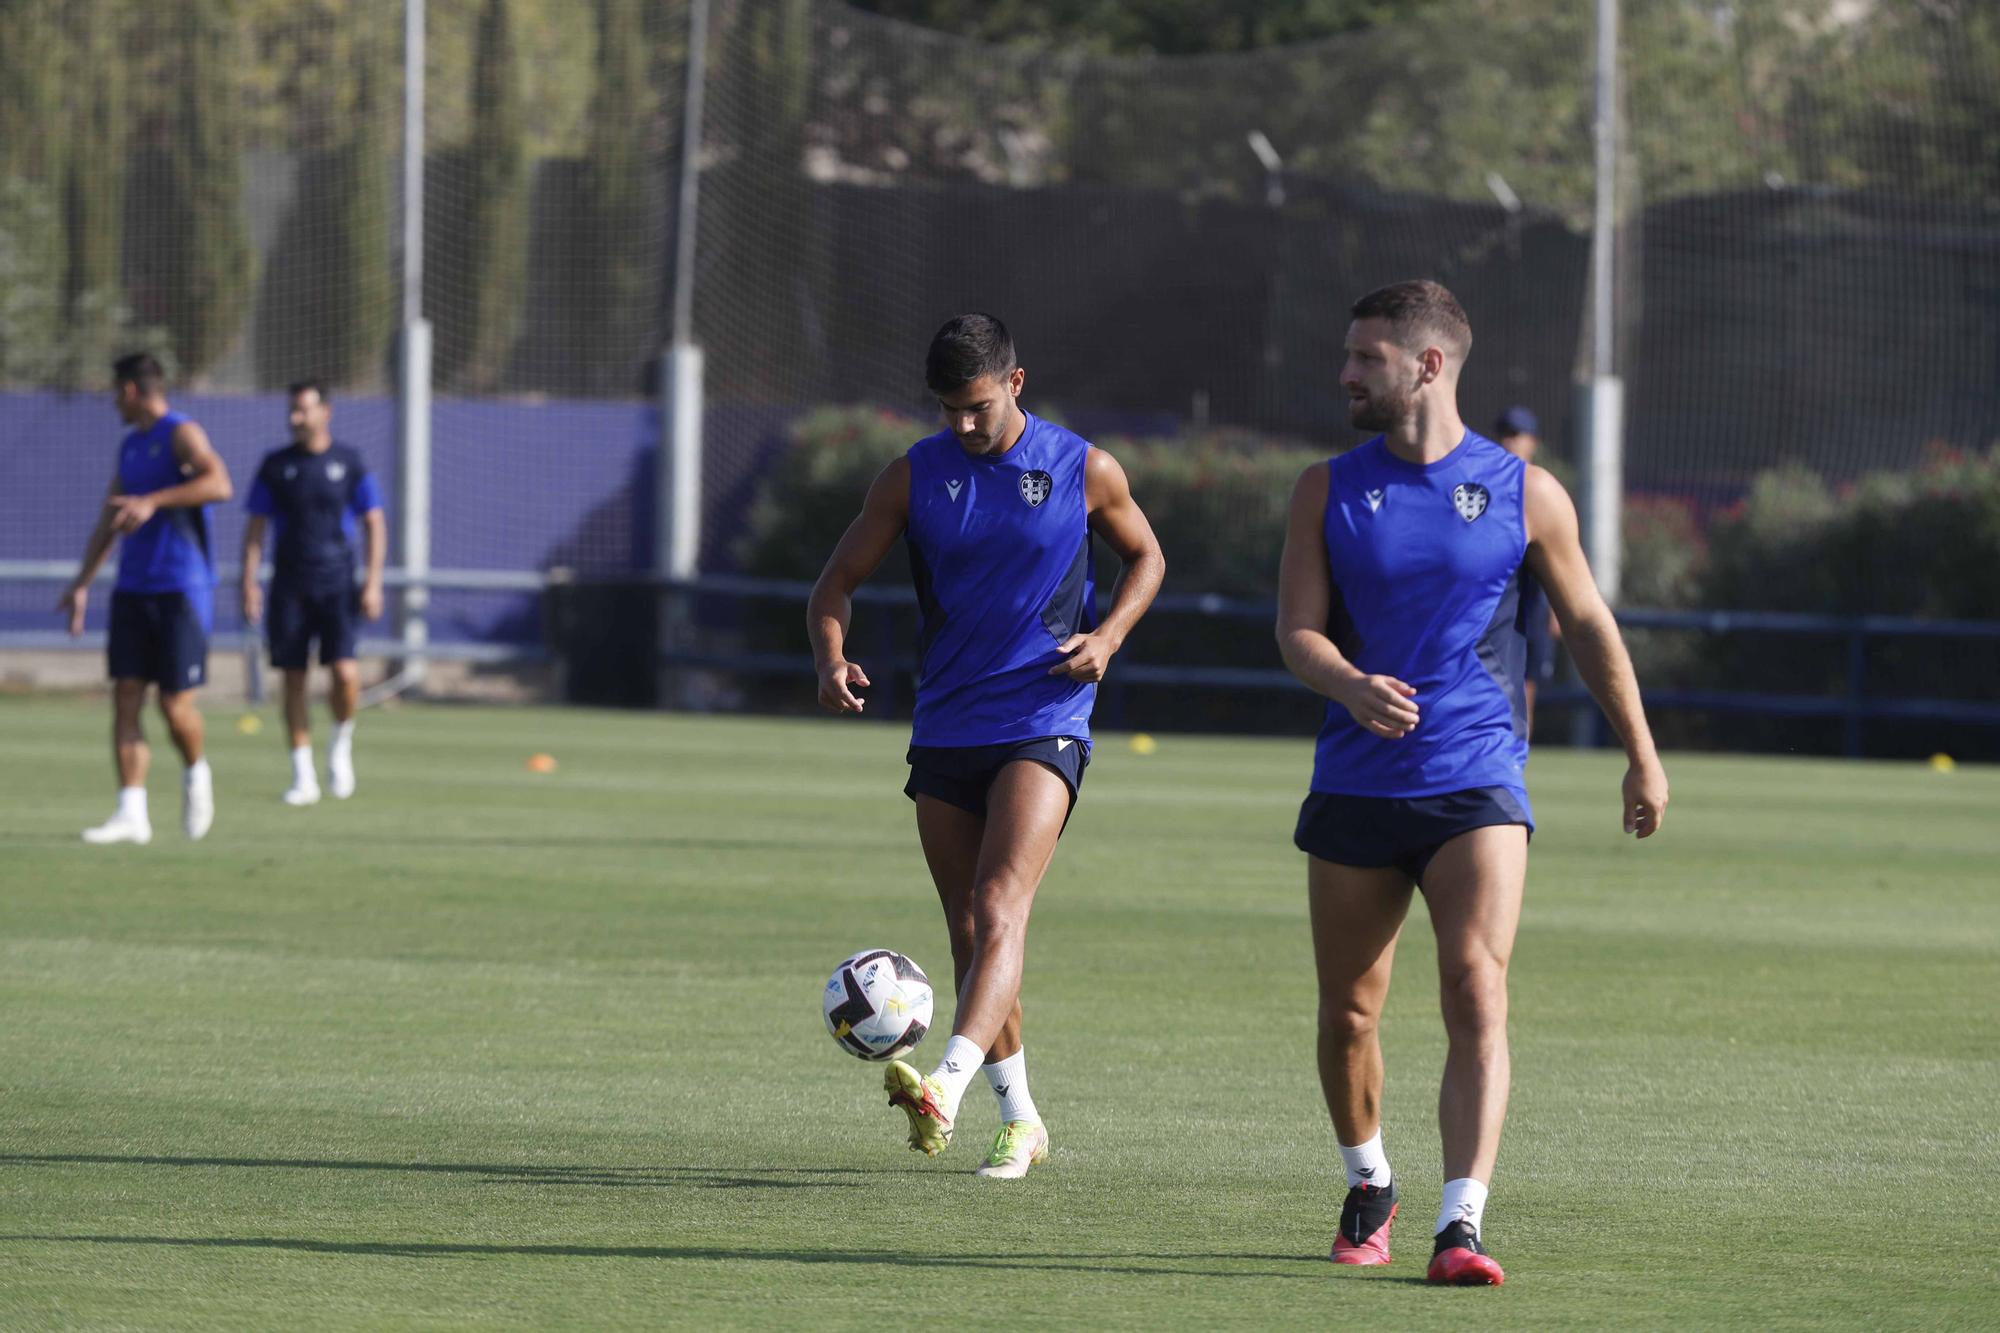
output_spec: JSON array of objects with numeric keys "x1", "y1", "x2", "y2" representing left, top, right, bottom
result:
[{"x1": 1494, "y1": 406, "x2": 1539, "y2": 437}]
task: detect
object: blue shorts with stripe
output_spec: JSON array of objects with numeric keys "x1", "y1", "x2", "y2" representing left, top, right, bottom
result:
[
  {"x1": 107, "y1": 589, "x2": 211, "y2": 691},
  {"x1": 905, "y1": 736, "x2": 1090, "y2": 820}
]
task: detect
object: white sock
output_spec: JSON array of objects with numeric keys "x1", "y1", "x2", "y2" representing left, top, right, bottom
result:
[
  {"x1": 291, "y1": 745, "x2": 314, "y2": 783},
  {"x1": 331, "y1": 720, "x2": 355, "y2": 755},
  {"x1": 185, "y1": 758, "x2": 211, "y2": 789},
  {"x1": 982, "y1": 1049, "x2": 1041, "y2": 1126},
  {"x1": 1338, "y1": 1130, "x2": 1392, "y2": 1189},
  {"x1": 1437, "y1": 1177, "x2": 1489, "y2": 1236},
  {"x1": 117, "y1": 786, "x2": 148, "y2": 820},
  {"x1": 927, "y1": 1034, "x2": 985, "y2": 1119}
]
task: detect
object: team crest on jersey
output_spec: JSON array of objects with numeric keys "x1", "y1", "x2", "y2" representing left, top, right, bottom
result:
[
  {"x1": 326, "y1": 461, "x2": 346, "y2": 482},
  {"x1": 1452, "y1": 482, "x2": 1489, "y2": 523},
  {"x1": 1018, "y1": 470, "x2": 1053, "y2": 508}
]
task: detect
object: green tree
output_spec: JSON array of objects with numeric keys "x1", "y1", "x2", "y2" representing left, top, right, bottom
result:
[
  {"x1": 844, "y1": 0, "x2": 1419, "y2": 54},
  {"x1": 60, "y1": 0, "x2": 127, "y2": 315},
  {"x1": 432, "y1": 0, "x2": 530, "y2": 390},
  {"x1": 578, "y1": 0, "x2": 657, "y2": 394},
  {"x1": 255, "y1": 35, "x2": 395, "y2": 388},
  {"x1": 126, "y1": 0, "x2": 256, "y2": 380}
]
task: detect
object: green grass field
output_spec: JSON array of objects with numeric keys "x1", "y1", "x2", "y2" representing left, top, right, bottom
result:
[{"x1": 2, "y1": 695, "x2": 1995, "y2": 1329}]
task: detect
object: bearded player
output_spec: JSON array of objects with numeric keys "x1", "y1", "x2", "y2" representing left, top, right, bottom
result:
[{"x1": 1275, "y1": 281, "x2": 1668, "y2": 1283}]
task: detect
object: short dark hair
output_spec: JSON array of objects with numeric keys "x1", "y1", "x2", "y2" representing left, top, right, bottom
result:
[
  {"x1": 925, "y1": 313, "x2": 1016, "y2": 395},
  {"x1": 112, "y1": 352, "x2": 166, "y2": 395},
  {"x1": 1350, "y1": 280, "x2": 1472, "y2": 363},
  {"x1": 288, "y1": 379, "x2": 330, "y2": 404}
]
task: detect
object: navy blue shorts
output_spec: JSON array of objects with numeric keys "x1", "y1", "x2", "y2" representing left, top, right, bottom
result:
[
  {"x1": 266, "y1": 582, "x2": 358, "y2": 669},
  {"x1": 1294, "y1": 787, "x2": 1534, "y2": 887},
  {"x1": 905, "y1": 737, "x2": 1091, "y2": 819},
  {"x1": 108, "y1": 590, "x2": 210, "y2": 691}
]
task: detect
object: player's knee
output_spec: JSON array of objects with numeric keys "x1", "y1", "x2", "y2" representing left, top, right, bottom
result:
[
  {"x1": 1438, "y1": 959, "x2": 1508, "y2": 1033},
  {"x1": 1317, "y1": 995, "x2": 1380, "y2": 1043},
  {"x1": 967, "y1": 892, "x2": 1030, "y2": 946},
  {"x1": 331, "y1": 660, "x2": 360, "y2": 687}
]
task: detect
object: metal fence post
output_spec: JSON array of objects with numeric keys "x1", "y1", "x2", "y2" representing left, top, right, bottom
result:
[{"x1": 1844, "y1": 623, "x2": 1868, "y2": 757}]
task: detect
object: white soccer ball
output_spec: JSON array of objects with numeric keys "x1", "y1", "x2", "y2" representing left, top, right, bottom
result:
[{"x1": 822, "y1": 949, "x2": 933, "y2": 1062}]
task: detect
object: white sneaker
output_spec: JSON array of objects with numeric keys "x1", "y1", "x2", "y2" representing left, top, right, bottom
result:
[
  {"x1": 184, "y1": 768, "x2": 214, "y2": 840},
  {"x1": 328, "y1": 747, "x2": 355, "y2": 800},
  {"x1": 82, "y1": 812, "x2": 153, "y2": 845},
  {"x1": 282, "y1": 779, "x2": 321, "y2": 807}
]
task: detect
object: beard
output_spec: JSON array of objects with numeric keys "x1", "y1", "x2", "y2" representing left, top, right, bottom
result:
[{"x1": 1347, "y1": 371, "x2": 1421, "y2": 432}]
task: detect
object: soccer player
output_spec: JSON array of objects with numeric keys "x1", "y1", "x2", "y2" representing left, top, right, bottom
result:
[
  {"x1": 808, "y1": 314, "x2": 1165, "y2": 1178},
  {"x1": 1493, "y1": 407, "x2": 1558, "y2": 735},
  {"x1": 240, "y1": 381, "x2": 386, "y2": 804},
  {"x1": 1275, "y1": 282, "x2": 1667, "y2": 1284},
  {"x1": 58, "y1": 352, "x2": 233, "y2": 844}
]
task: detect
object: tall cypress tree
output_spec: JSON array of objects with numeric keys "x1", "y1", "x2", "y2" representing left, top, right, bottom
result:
[
  {"x1": 127, "y1": 0, "x2": 255, "y2": 379},
  {"x1": 432, "y1": 0, "x2": 529, "y2": 390},
  {"x1": 60, "y1": 0, "x2": 128, "y2": 369},
  {"x1": 579, "y1": 0, "x2": 656, "y2": 395},
  {"x1": 255, "y1": 19, "x2": 394, "y2": 389},
  {"x1": 0, "y1": 0, "x2": 67, "y2": 379}
]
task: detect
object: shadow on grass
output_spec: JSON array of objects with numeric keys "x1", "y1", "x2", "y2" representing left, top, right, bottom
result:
[
  {"x1": 353, "y1": 834, "x2": 906, "y2": 854},
  {"x1": 0, "y1": 1153, "x2": 898, "y2": 1192},
  {"x1": 0, "y1": 1232, "x2": 1343, "y2": 1278}
]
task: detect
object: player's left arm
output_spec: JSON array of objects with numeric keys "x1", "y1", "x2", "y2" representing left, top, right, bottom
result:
[
  {"x1": 107, "y1": 420, "x2": 234, "y2": 534},
  {"x1": 1051, "y1": 446, "x2": 1165, "y2": 682},
  {"x1": 351, "y1": 466, "x2": 388, "y2": 621},
  {"x1": 1523, "y1": 464, "x2": 1669, "y2": 837},
  {"x1": 358, "y1": 508, "x2": 387, "y2": 620}
]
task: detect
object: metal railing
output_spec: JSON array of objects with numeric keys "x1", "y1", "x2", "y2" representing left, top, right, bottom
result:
[{"x1": 7, "y1": 567, "x2": 1997, "y2": 755}]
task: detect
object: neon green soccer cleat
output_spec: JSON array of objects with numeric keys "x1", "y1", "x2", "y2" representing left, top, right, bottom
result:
[
  {"x1": 884, "y1": 1060, "x2": 954, "y2": 1157},
  {"x1": 974, "y1": 1120, "x2": 1049, "y2": 1179}
]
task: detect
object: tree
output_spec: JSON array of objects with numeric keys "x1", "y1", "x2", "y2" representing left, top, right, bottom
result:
[
  {"x1": 255, "y1": 34, "x2": 395, "y2": 389},
  {"x1": 60, "y1": 0, "x2": 127, "y2": 316},
  {"x1": 843, "y1": 0, "x2": 1417, "y2": 54},
  {"x1": 431, "y1": 0, "x2": 530, "y2": 390},
  {"x1": 125, "y1": 0, "x2": 257, "y2": 380},
  {"x1": 578, "y1": 0, "x2": 658, "y2": 394}
]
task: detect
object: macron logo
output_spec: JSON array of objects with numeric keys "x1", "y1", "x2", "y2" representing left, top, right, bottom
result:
[
  {"x1": 945, "y1": 480, "x2": 962, "y2": 502},
  {"x1": 1365, "y1": 488, "x2": 1385, "y2": 513},
  {"x1": 1055, "y1": 738, "x2": 1073, "y2": 751}
]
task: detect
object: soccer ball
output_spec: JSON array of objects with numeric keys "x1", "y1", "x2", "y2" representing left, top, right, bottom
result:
[{"x1": 822, "y1": 949, "x2": 933, "y2": 1062}]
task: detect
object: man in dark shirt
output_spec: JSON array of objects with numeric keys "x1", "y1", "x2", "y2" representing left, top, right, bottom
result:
[{"x1": 241, "y1": 381, "x2": 386, "y2": 804}]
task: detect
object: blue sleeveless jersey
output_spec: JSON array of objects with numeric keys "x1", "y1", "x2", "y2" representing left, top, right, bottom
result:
[
  {"x1": 905, "y1": 413, "x2": 1097, "y2": 747},
  {"x1": 115, "y1": 411, "x2": 215, "y2": 599},
  {"x1": 1311, "y1": 432, "x2": 1533, "y2": 813}
]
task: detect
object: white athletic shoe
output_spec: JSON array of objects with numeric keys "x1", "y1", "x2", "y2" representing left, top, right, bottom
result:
[
  {"x1": 328, "y1": 748, "x2": 355, "y2": 800},
  {"x1": 184, "y1": 768, "x2": 214, "y2": 841},
  {"x1": 282, "y1": 778, "x2": 321, "y2": 807},
  {"x1": 81, "y1": 811, "x2": 153, "y2": 845}
]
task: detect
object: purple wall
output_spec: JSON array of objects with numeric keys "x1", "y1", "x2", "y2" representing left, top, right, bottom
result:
[{"x1": 1, "y1": 390, "x2": 658, "y2": 642}]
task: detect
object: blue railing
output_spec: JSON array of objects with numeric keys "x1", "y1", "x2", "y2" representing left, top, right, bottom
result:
[{"x1": 656, "y1": 576, "x2": 2000, "y2": 755}]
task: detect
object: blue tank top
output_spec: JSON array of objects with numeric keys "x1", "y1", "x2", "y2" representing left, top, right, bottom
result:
[
  {"x1": 905, "y1": 412, "x2": 1097, "y2": 747},
  {"x1": 1311, "y1": 432, "x2": 1533, "y2": 810},
  {"x1": 115, "y1": 411, "x2": 215, "y2": 597}
]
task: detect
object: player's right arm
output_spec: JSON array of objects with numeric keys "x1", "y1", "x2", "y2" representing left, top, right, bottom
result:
[
  {"x1": 57, "y1": 471, "x2": 123, "y2": 637},
  {"x1": 1274, "y1": 462, "x2": 1419, "y2": 739},
  {"x1": 241, "y1": 514, "x2": 268, "y2": 624},
  {"x1": 807, "y1": 456, "x2": 910, "y2": 714}
]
